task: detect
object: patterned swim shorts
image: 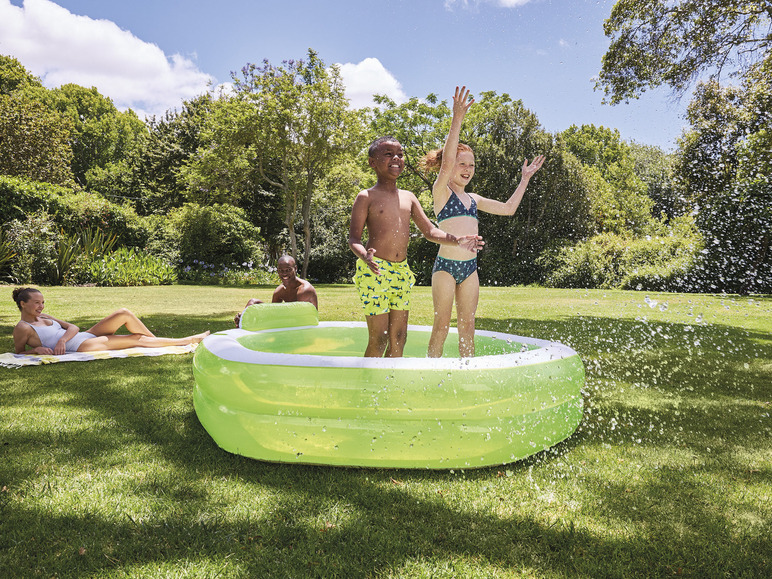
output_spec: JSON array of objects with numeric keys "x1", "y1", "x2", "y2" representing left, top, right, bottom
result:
[{"x1": 353, "y1": 257, "x2": 416, "y2": 316}]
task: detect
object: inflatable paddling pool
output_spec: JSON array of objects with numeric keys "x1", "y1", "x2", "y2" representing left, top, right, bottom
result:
[{"x1": 193, "y1": 302, "x2": 584, "y2": 469}]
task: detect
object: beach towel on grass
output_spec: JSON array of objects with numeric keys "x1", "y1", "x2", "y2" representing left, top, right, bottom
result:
[{"x1": 0, "y1": 344, "x2": 197, "y2": 369}]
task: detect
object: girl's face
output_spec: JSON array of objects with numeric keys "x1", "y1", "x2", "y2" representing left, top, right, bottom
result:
[
  {"x1": 21, "y1": 292, "x2": 45, "y2": 317},
  {"x1": 451, "y1": 151, "x2": 475, "y2": 189}
]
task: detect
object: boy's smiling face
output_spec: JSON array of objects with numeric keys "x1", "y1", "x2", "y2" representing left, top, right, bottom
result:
[{"x1": 369, "y1": 140, "x2": 405, "y2": 179}]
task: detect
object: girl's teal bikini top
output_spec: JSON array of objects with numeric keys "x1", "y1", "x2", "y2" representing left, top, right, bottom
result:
[{"x1": 437, "y1": 188, "x2": 478, "y2": 222}]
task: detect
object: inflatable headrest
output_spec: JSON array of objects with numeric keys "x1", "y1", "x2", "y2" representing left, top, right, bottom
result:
[{"x1": 239, "y1": 301, "x2": 319, "y2": 331}]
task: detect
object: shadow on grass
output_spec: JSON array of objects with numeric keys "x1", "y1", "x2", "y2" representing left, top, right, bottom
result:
[{"x1": 1, "y1": 312, "x2": 770, "y2": 577}]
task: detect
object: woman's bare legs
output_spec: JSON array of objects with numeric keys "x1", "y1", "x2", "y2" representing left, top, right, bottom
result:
[
  {"x1": 78, "y1": 308, "x2": 208, "y2": 351},
  {"x1": 428, "y1": 271, "x2": 456, "y2": 357},
  {"x1": 77, "y1": 331, "x2": 209, "y2": 352},
  {"x1": 85, "y1": 308, "x2": 156, "y2": 337},
  {"x1": 454, "y1": 271, "x2": 479, "y2": 358}
]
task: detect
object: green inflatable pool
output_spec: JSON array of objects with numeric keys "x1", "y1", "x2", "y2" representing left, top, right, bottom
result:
[{"x1": 193, "y1": 302, "x2": 584, "y2": 469}]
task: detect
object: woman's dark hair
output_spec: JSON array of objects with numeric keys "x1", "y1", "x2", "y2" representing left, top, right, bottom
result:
[{"x1": 12, "y1": 287, "x2": 41, "y2": 310}]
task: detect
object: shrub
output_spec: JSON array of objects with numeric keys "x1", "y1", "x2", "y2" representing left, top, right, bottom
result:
[
  {"x1": 0, "y1": 231, "x2": 16, "y2": 280},
  {"x1": 0, "y1": 175, "x2": 152, "y2": 248},
  {"x1": 178, "y1": 261, "x2": 277, "y2": 286},
  {"x1": 541, "y1": 216, "x2": 703, "y2": 291},
  {"x1": 88, "y1": 247, "x2": 177, "y2": 286},
  {"x1": 169, "y1": 203, "x2": 262, "y2": 269},
  {"x1": 3, "y1": 211, "x2": 60, "y2": 284},
  {"x1": 56, "y1": 226, "x2": 119, "y2": 285}
]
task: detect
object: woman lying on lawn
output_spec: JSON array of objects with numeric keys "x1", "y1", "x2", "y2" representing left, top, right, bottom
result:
[{"x1": 12, "y1": 287, "x2": 209, "y2": 355}]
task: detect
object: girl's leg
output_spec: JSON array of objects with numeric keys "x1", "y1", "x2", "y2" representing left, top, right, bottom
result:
[
  {"x1": 85, "y1": 308, "x2": 156, "y2": 337},
  {"x1": 454, "y1": 271, "x2": 479, "y2": 358},
  {"x1": 385, "y1": 309, "x2": 409, "y2": 358},
  {"x1": 77, "y1": 331, "x2": 209, "y2": 352},
  {"x1": 428, "y1": 271, "x2": 456, "y2": 358}
]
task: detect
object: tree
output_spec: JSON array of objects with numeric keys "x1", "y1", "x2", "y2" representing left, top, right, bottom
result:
[
  {"x1": 561, "y1": 124, "x2": 655, "y2": 235},
  {"x1": 136, "y1": 94, "x2": 216, "y2": 215},
  {"x1": 40, "y1": 84, "x2": 148, "y2": 192},
  {"x1": 627, "y1": 141, "x2": 679, "y2": 219},
  {"x1": 0, "y1": 93, "x2": 74, "y2": 185},
  {"x1": 597, "y1": 0, "x2": 772, "y2": 103},
  {"x1": 676, "y1": 55, "x2": 772, "y2": 293},
  {"x1": 0, "y1": 54, "x2": 43, "y2": 95},
  {"x1": 466, "y1": 94, "x2": 593, "y2": 284},
  {"x1": 188, "y1": 50, "x2": 365, "y2": 277}
]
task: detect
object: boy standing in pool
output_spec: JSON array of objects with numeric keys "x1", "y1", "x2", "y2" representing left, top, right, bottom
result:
[{"x1": 348, "y1": 136, "x2": 484, "y2": 357}]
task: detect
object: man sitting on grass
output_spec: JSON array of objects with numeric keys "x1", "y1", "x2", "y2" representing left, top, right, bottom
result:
[{"x1": 234, "y1": 255, "x2": 318, "y2": 326}]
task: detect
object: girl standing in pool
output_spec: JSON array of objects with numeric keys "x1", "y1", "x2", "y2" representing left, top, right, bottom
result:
[{"x1": 424, "y1": 86, "x2": 545, "y2": 357}]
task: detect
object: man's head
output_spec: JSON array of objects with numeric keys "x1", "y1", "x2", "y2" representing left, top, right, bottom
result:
[{"x1": 277, "y1": 255, "x2": 298, "y2": 284}]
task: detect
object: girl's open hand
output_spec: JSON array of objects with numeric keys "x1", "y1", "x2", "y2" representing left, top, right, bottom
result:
[
  {"x1": 522, "y1": 155, "x2": 546, "y2": 179},
  {"x1": 452, "y1": 86, "x2": 474, "y2": 118}
]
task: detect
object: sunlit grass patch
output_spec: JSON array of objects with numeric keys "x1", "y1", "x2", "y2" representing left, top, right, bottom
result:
[{"x1": 0, "y1": 284, "x2": 770, "y2": 577}]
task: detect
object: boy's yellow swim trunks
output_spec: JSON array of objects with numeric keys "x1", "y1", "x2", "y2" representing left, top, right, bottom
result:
[{"x1": 354, "y1": 257, "x2": 416, "y2": 316}]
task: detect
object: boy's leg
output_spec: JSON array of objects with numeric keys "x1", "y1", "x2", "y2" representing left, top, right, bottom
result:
[
  {"x1": 385, "y1": 309, "x2": 409, "y2": 357},
  {"x1": 428, "y1": 271, "x2": 456, "y2": 357},
  {"x1": 364, "y1": 313, "x2": 390, "y2": 357},
  {"x1": 455, "y1": 271, "x2": 480, "y2": 357}
]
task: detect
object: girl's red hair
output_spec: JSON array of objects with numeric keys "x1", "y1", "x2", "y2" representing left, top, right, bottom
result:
[{"x1": 422, "y1": 143, "x2": 474, "y2": 172}]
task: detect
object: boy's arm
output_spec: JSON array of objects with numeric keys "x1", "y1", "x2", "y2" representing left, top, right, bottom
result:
[
  {"x1": 433, "y1": 86, "x2": 474, "y2": 206},
  {"x1": 475, "y1": 155, "x2": 546, "y2": 216},
  {"x1": 348, "y1": 192, "x2": 380, "y2": 274},
  {"x1": 410, "y1": 195, "x2": 484, "y2": 252}
]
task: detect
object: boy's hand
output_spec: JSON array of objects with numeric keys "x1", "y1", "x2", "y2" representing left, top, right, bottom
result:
[
  {"x1": 522, "y1": 155, "x2": 546, "y2": 179},
  {"x1": 453, "y1": 86, "x2": 474, "y2": 118},
  {"x1": 457, "y1": 235, "x2": 485, "y2": 253},
  {"x1": 364, "y1": 248, "x2": 380, "y2": 274}
]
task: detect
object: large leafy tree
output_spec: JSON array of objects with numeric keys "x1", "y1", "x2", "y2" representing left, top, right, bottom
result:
[
  {"x1": 0, "y1": 56, "x2": 74, "y2": 185},
  {"x1": 561, "y1": 124, "x2": 655, "y2": 235},
  {"x1": 597, "y1": 0, "x2": 772, "y2": 103},
  {"x1": 186, "y1": 50, "x2": 365, "y2": 276},
  {"x1": 41, "y1": 84, "x2": 148, "y2": 191},
  {"x1": 676, "y1": 55, "x2": 772, "y2": 293},
  {"x1": 0, "y1": 54, "x2": 42, "y2": 95},
  {"x1": 135, "y1": 94, "x2": 217, "y2": 215},
  {"x1": 0, "y1": 93, "x2": 74, "y2": 185},
  {"x1": 465, "y1": 93, "x2": 592, "y2": 285}
]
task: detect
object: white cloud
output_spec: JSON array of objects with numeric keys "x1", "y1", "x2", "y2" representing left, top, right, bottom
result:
[
  {"x1": 337, "y1": 58, "x2": 408, "y2": 109},
  {"x1": 0, "y1": 0, "x2": 214, "y2": 118},
  {"x1": 559, "y1": 38, "x2": 570, "y2": 48}
]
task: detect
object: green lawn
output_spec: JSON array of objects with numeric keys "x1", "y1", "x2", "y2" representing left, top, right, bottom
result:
[{"x1": 1, "y1": 285, "x2": 770, "y2": 578}]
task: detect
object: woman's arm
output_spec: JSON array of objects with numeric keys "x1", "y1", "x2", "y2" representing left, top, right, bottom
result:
[
  {"x1": 42, "y1": 314, "x2": 80, "y2": 355},
  {"x1": 13, "y1": 324, "x2": 52, "y2": 355},
  {"x1": 433, "y1": 86, "x2": 474, "y2": 210},
  {"x1": 475, "y1": 156, "x2": 546, "y2": 216}
]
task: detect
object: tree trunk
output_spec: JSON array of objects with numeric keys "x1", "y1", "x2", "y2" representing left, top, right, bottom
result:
[{"x1": 300, "y1": 171, "x2": 314, "y2": 278}]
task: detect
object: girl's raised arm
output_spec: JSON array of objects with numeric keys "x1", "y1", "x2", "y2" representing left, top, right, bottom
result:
[{"x1": 432, "y1": 86, "x2": 474, "y2": 212}]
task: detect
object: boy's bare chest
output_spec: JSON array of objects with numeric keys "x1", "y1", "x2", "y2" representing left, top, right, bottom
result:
[{"x1": 368, "y1": 195, "x2": 411, "y2": 221}]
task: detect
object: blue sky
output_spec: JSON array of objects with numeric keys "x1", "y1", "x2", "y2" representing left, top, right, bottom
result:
[{"x1": 1, "y1": 0, "x2": 688, "y2": 150}]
